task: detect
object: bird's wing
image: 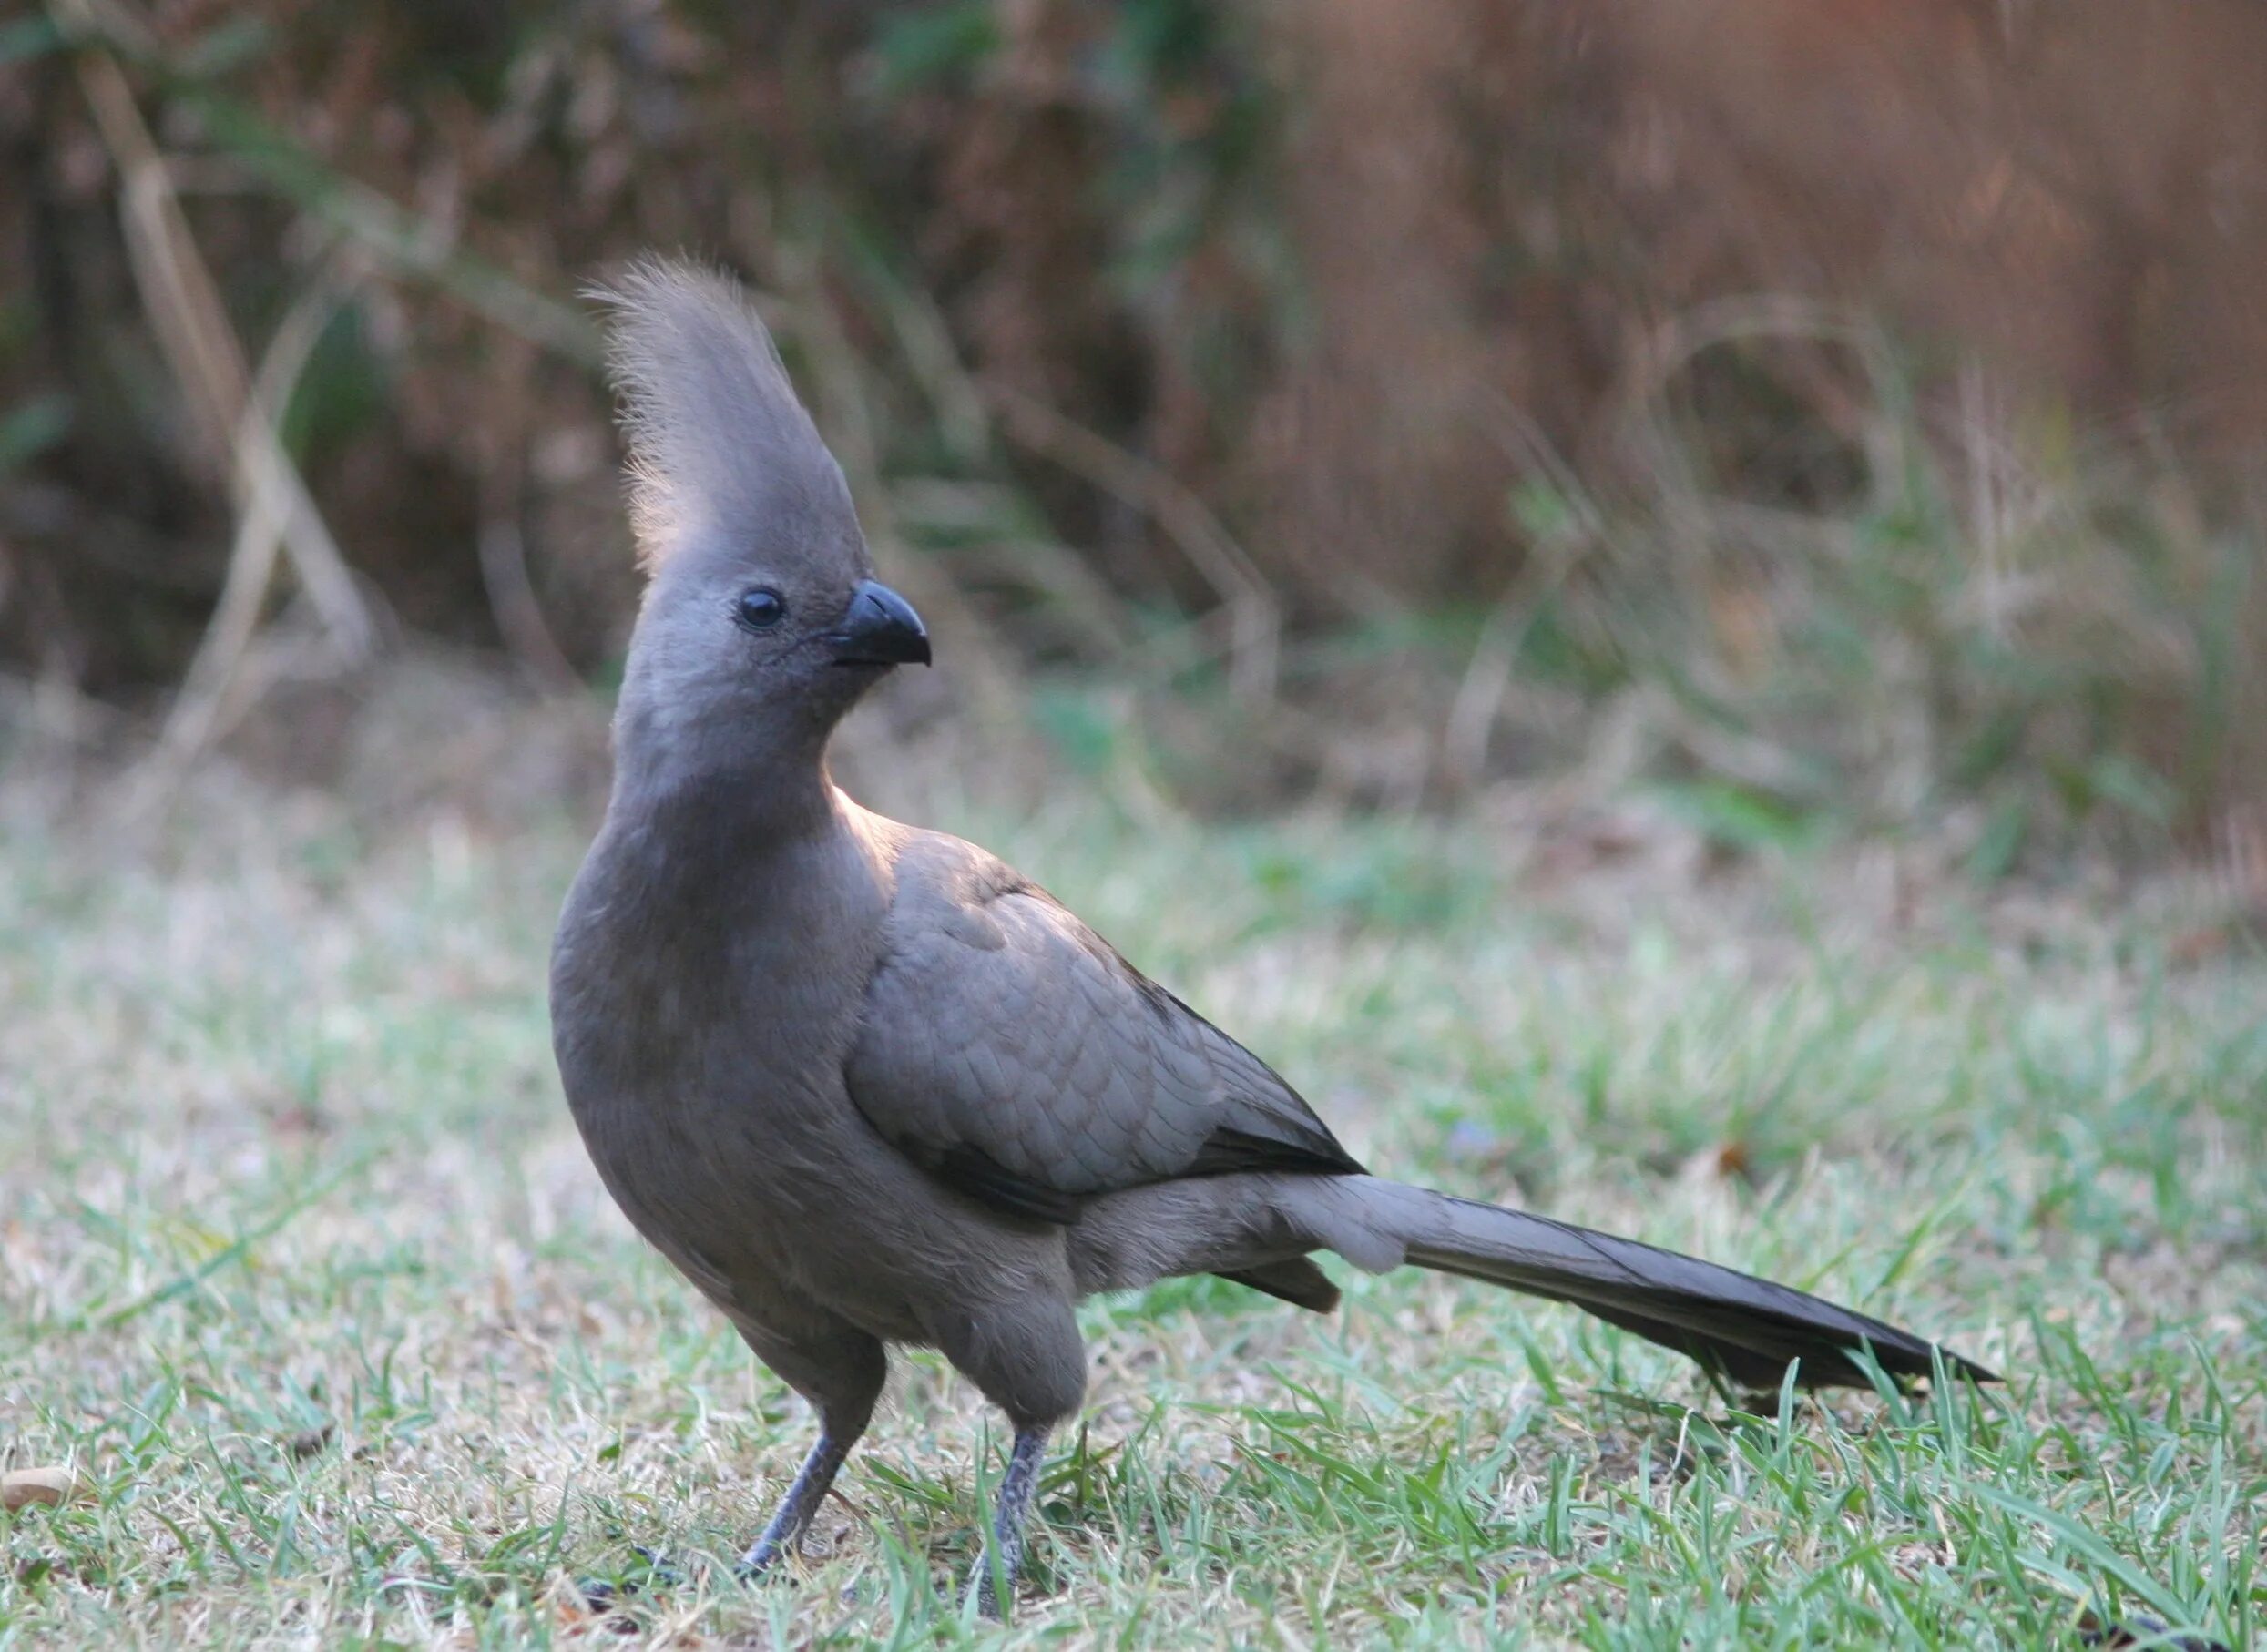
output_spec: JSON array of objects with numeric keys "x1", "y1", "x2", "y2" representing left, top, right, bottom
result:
[{"x1": 843, "y1": 834, "x2": 1363, "y2": 1224}]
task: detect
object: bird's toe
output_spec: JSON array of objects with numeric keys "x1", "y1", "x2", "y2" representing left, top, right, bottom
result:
[
  {"x1": 577, "y1": 1545, "x2": 682, "y2": 1611},
  {"x1": 965, "y1": 1566, "x2": 1010, "y2": 1621},
  {"x1": 734, "y1": 1541, "x2": 790, "y2": 1585}
]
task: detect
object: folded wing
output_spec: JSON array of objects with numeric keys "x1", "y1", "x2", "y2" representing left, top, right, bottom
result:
[{"x1": 845, "y1": 835, "x2": 1363, "y2": 1225}]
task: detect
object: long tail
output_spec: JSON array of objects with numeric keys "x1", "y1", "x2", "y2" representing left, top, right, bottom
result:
[{"x1": 1381, "y1": 1185, "x2": 1991, "y2": 1392}]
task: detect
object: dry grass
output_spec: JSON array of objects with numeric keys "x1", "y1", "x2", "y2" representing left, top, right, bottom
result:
[{"x1": 0, "y1": 699, "x2": 2262, "y2": 1647}]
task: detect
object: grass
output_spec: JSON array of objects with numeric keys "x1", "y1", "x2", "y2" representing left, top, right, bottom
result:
[{"x1": 0, "y1": 746, "x2": 2262, "y2": 1648}]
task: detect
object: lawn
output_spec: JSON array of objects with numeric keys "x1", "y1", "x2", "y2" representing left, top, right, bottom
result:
[{"x1": 1, "y1": 750, "x2": 2261, "y2": 1647}]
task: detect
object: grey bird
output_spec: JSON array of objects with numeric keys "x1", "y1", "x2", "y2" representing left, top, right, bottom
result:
[{"x1": 549, "y1": 260, "x2": 1988, "y2": 1615}]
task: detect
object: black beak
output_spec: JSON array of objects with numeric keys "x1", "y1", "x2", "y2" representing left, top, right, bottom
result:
[{"x1": 824, "y1": 578, "x2": 931, "y2": 668}]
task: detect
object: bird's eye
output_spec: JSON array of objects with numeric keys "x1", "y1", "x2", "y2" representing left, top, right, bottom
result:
[{"x1": 736, "y1": 587, "x2": 787, "y2": 631}]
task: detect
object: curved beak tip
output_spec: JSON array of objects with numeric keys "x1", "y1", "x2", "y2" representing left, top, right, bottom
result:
[{"x1": 827, "y1": 579, "x2": 931, "y2": 668}]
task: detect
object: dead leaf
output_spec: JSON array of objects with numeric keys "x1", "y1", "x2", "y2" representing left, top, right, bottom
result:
[{"x1": 2, "y1": 1467, "x2": 80, "y2": 1511}]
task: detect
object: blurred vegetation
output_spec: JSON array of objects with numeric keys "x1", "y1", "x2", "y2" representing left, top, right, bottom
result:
[{"x1": 5, "y1": 0, "x2": 2267, "y2": 861}]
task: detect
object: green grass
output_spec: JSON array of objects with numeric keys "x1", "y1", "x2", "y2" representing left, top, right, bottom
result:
[{"x1": 1, "y1": 764, "x2": 2262, "y2": 1647}]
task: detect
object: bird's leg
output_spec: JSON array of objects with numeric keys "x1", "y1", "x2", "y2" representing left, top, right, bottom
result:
[
  {"x1": 730, "y1": 1321, "x2": 884, "y2": 1580},
  {"x1": 966, "y1": 1426, "x2": 1050, "y2": 1619},
  {"x1": 738, "y1": 1428, "x2": 856, "y2": 1576}
]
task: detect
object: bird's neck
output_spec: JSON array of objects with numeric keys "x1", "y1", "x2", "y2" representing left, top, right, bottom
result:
[{"x1": 608, "y1": 687, "x2": 843, "y2": 847}]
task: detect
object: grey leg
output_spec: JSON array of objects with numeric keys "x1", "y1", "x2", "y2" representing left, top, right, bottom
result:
[
  {"x1": 738, "y1": 1429, "x2": 856, "y2": 1575},
  {"x1": 966, "y1": 1426, "x2": 1051, "y2": 1618},
  {"x1": 730, "y1": 1315, "x2": 884, "y2": 1579},
  {"x1": 924, "y1": 1296, "x2": 1081, "y2": 1618}
]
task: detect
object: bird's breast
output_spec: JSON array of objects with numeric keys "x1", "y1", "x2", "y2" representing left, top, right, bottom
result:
[{"x1": 548, "y1": 831, "x2": 895, "y2": 1285}]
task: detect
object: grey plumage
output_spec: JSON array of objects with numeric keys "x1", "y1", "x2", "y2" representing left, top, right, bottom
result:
[{"x1": 551, "y1": 259, "x2": 1987, "y2": 1616}]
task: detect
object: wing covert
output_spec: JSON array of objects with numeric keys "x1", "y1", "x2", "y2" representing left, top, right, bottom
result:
[{"x1": 843, "y1": 836, "x2": 1362, "y2": 1224}]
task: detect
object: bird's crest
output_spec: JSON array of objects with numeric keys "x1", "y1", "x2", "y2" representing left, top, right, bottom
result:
[{"x1": 590, "y1": 258, "x2": 842, "y2": 573}]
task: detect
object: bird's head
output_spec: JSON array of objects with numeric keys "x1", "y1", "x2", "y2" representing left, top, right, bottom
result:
[{"x1": 594, "y1": 259, "x2": 928, "y2": 779}]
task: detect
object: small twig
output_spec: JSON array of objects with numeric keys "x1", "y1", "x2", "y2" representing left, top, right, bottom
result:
[
  {"x1": 824, "y1": 236, "x2": 1154, "y2": 686},
  {"x1": 981, "y1": 379, "x2": 1281, "y2": 703},
  {"x1": 478, "y1": 462, "x2": 580, "y2": 695},
  {"x1": 864, "y1": 268, "x2": 991, "y2": 468},
  {"x1": 205, "y1": 110, "x2": 598, "y2": 367},
  {"x1": 762, "y1": 247, "x2": 1021, "y2": 723},
  {"x1": 60, "y1": 13, "x2": 372, "y2": 667},
  {"x1": 131, "y1": 271, "x2": 343, "y2": 804},
  {"x1": 1440, "y1": 400, "x2": 1600, "y2": 787},
  {"x1": 1443, "y1": 582, "x2": 1534, "y2": 790}
]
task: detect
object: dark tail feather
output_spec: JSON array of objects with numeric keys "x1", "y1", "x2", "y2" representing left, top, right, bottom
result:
[
  {"x1": 1216, "y1": 1258, "x2": 1342, "y2": 1313},
  {"x1": 1400, "y1": 1191, "x2": 1991, "y2": 1391}
]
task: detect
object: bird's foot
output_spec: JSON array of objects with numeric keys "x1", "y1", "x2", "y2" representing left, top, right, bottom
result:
[
  {"x1": 963, "y1": 1549, "x2": 1018, "y2": 1621},
  {"x1": 577, "y1": 1545, "x2": 683, "y2": 1613},
  {"x1": 732, "y1": 1538, "x2": 789, "y2": 1586}
]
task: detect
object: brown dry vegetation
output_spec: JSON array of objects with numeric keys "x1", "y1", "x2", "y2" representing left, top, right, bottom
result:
[{"x1": 4, "y1": 0, "x2": 2267, "y2": 831}]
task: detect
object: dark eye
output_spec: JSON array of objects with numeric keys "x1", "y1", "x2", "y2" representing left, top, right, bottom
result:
[{"x1": 736, "y1": 587, "x2": 787, "y2": 631}]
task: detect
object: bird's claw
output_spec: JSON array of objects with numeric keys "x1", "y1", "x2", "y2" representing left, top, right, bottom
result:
[
  {"x1": 733, "y1": 1535, "x2": 788, "y2": 1585},
  {"x1": 964, "y1": 1564, "x2": 1010, "y2": 1621},
  {"x1": 577, "y1": 1545, "x2": 683, "y2": 1613}
]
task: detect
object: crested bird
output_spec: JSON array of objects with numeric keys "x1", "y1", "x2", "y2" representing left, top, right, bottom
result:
[{"x1": 549, "y1": 258, "x2": 1988, "y2": 1616}]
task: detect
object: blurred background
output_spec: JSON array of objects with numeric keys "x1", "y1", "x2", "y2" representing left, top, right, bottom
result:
[{"x1": 5, "y1": 0, "x2": 2267, "y2": 870}]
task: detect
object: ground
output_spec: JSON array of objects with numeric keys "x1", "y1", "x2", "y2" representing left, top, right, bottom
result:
[{"x1": 1, "y1": 730, "x2": 2261, "y2": 1648}]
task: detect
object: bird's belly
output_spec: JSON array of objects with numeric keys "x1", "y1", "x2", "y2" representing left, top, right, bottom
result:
[
  {"x1": 565, "y1": 1063, "x2": 1016, "y2": 1350},
  {"x1": 570, "y1": 1062, "x2": 838, "y2": 1262}
]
